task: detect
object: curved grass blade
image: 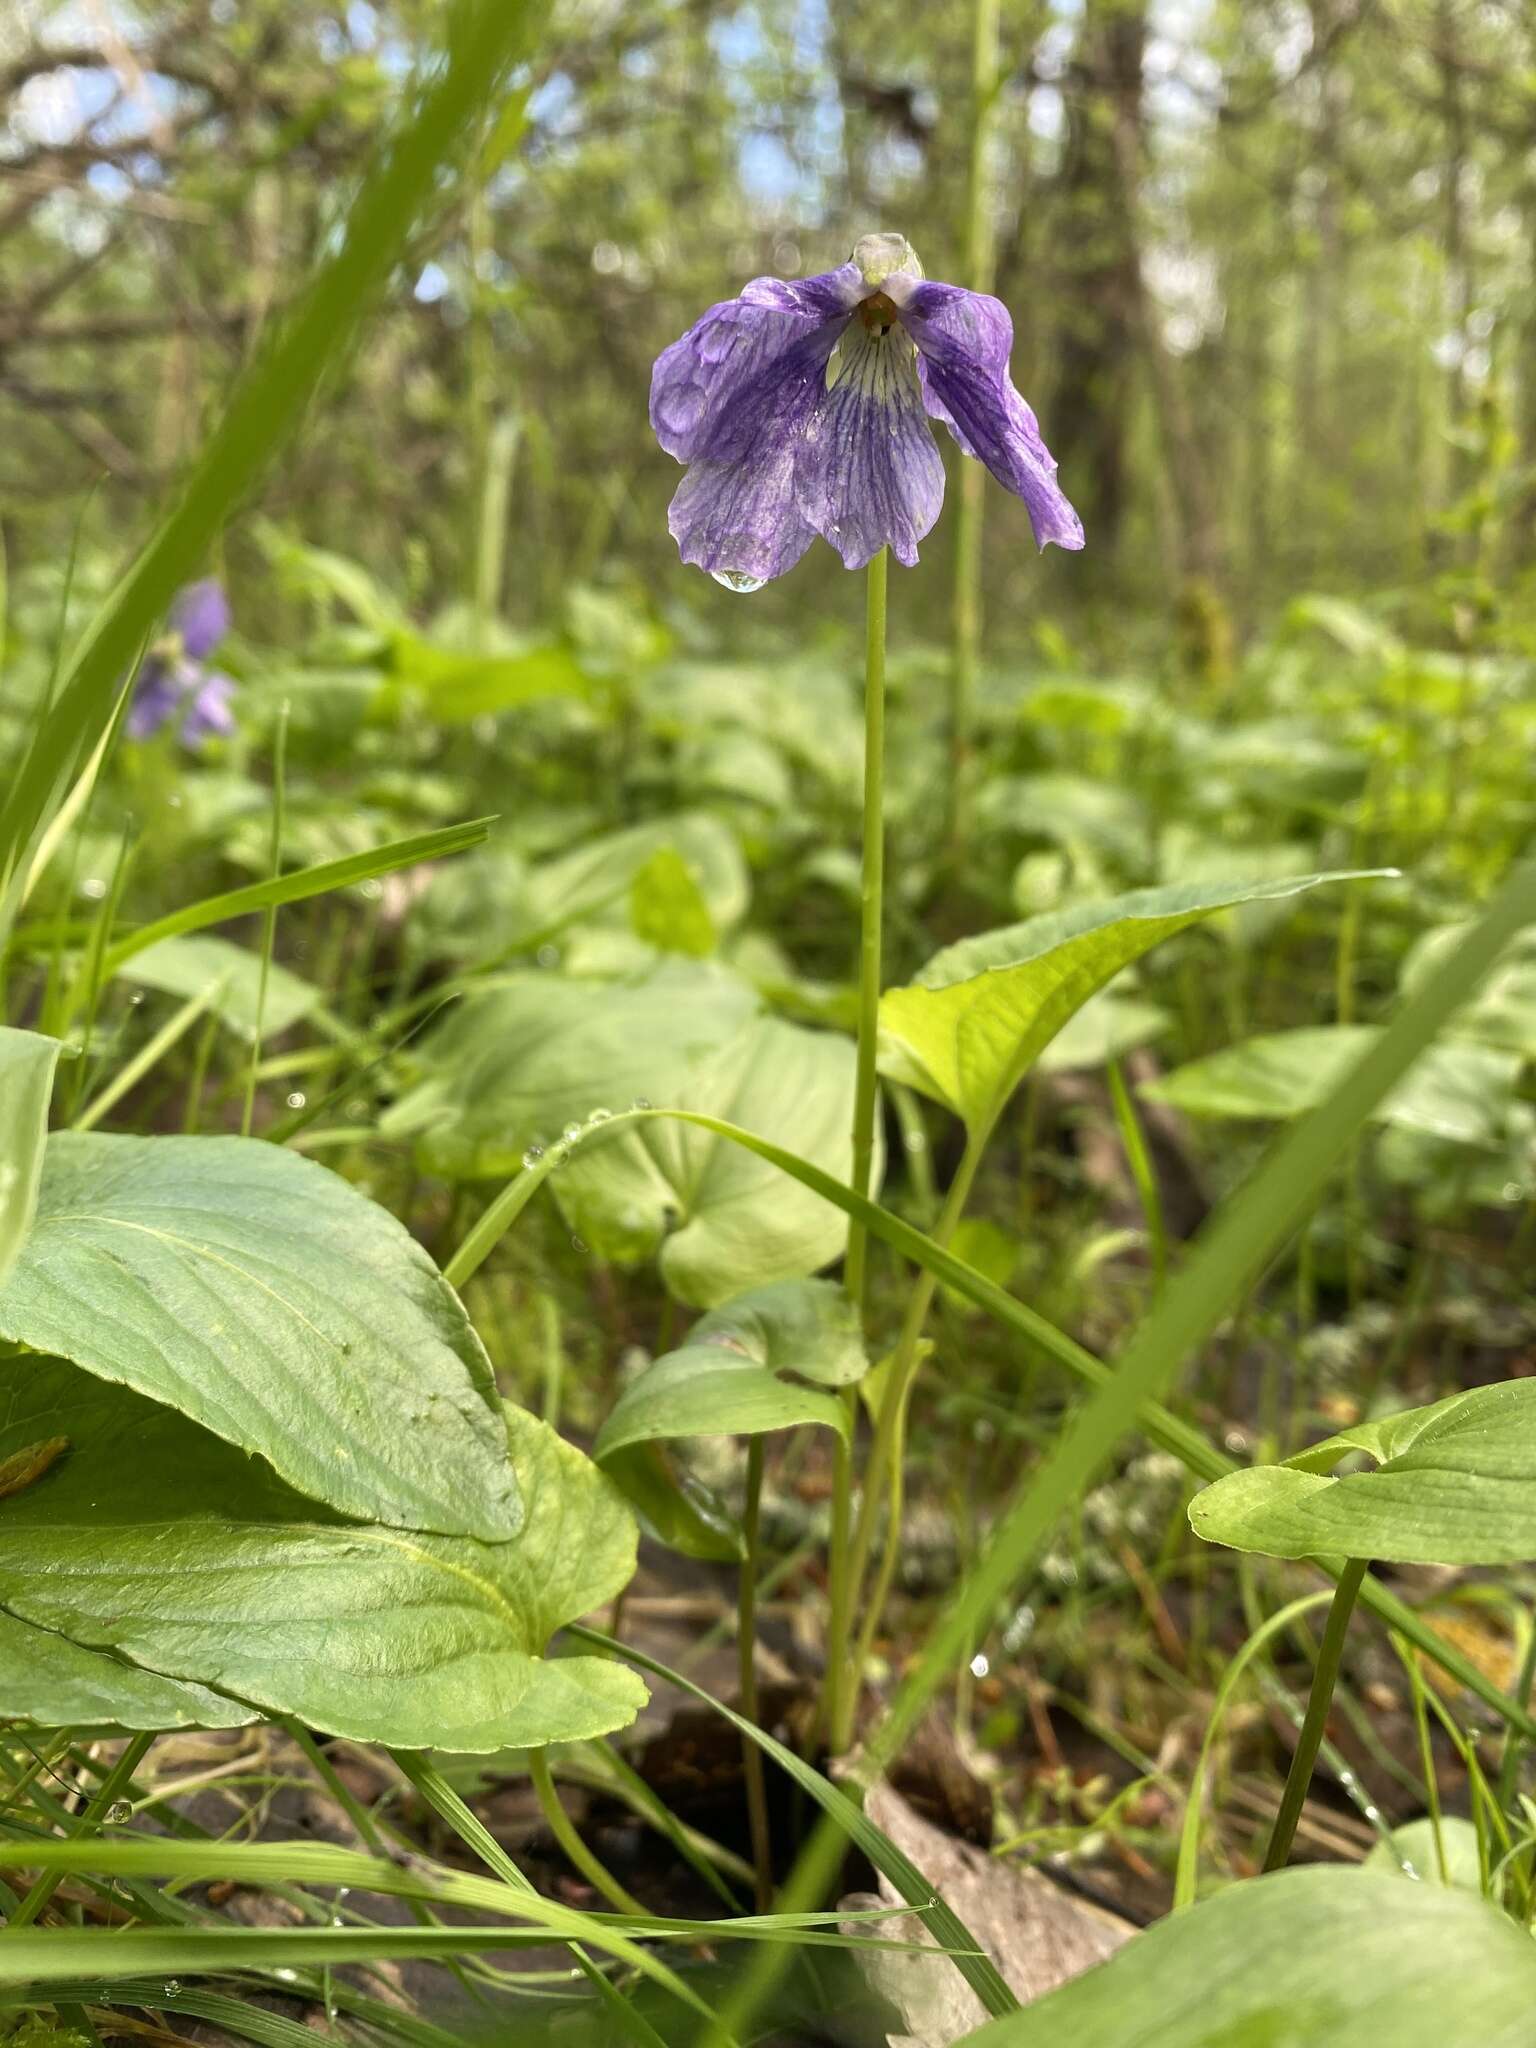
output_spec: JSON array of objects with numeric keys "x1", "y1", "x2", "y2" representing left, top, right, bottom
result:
[
  {"x1": 100, "y1": 819, "x2": 494, "y2": 981},
  {"x1": 566, "y1": 1624, "x2": 1017, "y2": 2023}
]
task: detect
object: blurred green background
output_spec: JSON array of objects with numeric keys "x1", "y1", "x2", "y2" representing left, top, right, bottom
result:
[{"x1": 2, "y1": 0, "x2": 1531, "y2": 643}]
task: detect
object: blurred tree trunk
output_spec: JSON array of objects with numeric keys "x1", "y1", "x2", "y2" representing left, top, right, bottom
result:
[
  {"x1": 1050, "y1": 0, "x2": 1219, "y2": 588},
  {"x1": 1436, "y1": 0, "x2": 1474, "y2": 523},
  {"x1": 1048, "y1": 0, "x2": 1146, "y2": 565}
]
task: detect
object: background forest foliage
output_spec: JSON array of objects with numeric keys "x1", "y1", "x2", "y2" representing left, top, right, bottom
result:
[{"x1": 2, "y1": 0, "x2": 1533, "y2": 637}]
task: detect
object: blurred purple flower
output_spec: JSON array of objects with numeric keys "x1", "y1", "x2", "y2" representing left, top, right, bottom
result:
[
  {"x1": 649, "y1": 233, "x2": 1084, "y2": 588},
  {"x1": 126, "y1": 579, "x2": 237, "y2": 743}
]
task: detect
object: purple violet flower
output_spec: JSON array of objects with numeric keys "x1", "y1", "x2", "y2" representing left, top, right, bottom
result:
[
  {"x1": 650, "y1": 233, "x2": 1084, "y2": 589},
  {"x1": 126, "y1": 578, "x2": 237, "y2": 744}
]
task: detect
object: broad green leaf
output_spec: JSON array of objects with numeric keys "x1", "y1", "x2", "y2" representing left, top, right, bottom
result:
[
  {"x1": 594, "y1": 1279, "x2": 864, "y2": 1460},
  {"x1": 382, "y1": 960, "x2": 759, "y2": 1179},
  {"x1": 117, "y1": 933, "x2": 322, "y2": 1041},
  {"x1": 0, "y1": 1133, "x2": 518, "y2": 1540},
  {"x1": 101, "y1": 818, "x2": 494, "y2": 979},
  {"x1": 0, "y1": 1356, "x2": 645, "y2": 1750},
  {"x1": 975, "y1": 772, "x2": 1149, "y2": 867},
  {"x1": 0, "y1": 1608, "x2": 250, "y2": 1732},
  {"x1": 629, "y1": 845, "x2": 716, "y2": 956},
  {"x1": 879, "y1": 875, "x2": 1377, "y2": 1138},
  {"x1": 0, "y1": 1027, "x2": 60, "y2": 1286},
  {"x1": 529, "y1": 813, "x2": 749, "y2": 941},
  {"x1": 1145, "y1": 1027, "x2": 1519, "y2": 1146},
  {"x1": 1189, "y1": 1378, "x2": 1536, "y2": 1564},
  {"x1": 382, "y1": 632, "x2": 589, "y2": 722},
  {"x1": 558, "y1": 1016, "x2": 871, "y2": 1306},
  {"x1": 956, "y1": 1865, "x2": 1536, "y2": 2047}
]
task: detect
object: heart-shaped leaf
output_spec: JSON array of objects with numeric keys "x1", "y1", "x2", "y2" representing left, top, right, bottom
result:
[
  {"x1": 558, "y1": 1015, "x2": 872, "y2": 1306},
  {"x1": 1144, "y1": 1027, "x2": 1520, "y2": 1146},
  {"x1": 879, "y1": 874, "x2": 1380, "y2": 1140},
  {"x1": 955, "y1": 1864, "x2": 1536, "y2": 2047},
  {"x1": 0, "y1": 1355, "x2": 646, "y2": 1751},
  {"x1": 0, "y1": 1133, "x2": 518, "y2": 1540},
  {"x1": 1189, "y1": 1378, "x2": 1536, "y2": 1564},
  {"x1": 594, "y1": 1278, "x2": 865, "y2": 1460},
  {"x1": 0, "y1": 1027, "x2": 60, "y2": 1287},
  {"x1": 0, "y1": 1609, "x2": 251, "y2": 1733},
  {"x1": 383, "y1": 959, "x2": 759, "y2": 1180}
]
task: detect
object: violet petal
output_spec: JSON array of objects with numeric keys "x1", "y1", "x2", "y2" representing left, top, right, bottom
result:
[
  {"x1": 171, "y1": 578, "x2": 232, "y2": 661},
  {"x1": 179, "y1": 670, "x2": 237, "y2": 744},
  {"x1": 650, "y1": 264, "x2": 861, "y2": 465},
  {"x1": 796, "y1": 320, "x2": 946, "y2": 569},
  {"x1": 902, "y1": 282, "x2": 1084, "y2": 552}
]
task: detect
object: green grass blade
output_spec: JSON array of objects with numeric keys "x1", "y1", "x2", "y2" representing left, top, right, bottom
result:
[
  {"x1": 566, "y1": 1625, "x2": 1017, "y2": 2023},
  {"x1": 100, "y1": 819, "x2": 494, "y2": 980}
]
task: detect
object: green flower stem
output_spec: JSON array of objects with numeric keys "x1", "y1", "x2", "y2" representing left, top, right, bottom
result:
[
  {"x1": 9, "y1": 1729, "x2": 155, "y2": 1929},
  {"x1": 1263, "y1": 1556, "x2": 1368, "y2": 1872},
  {"x1": 823, "y1": 545, "x2": 888, "y2": 1751},
  {"x1": 836, "y1": 1130, "x2": 985, "y2": 1749},
  {"x1": 843, "y1": 543, "x2": 889, "y2": 1309},
  {"x1": 527, "y1": 1747, "x2": 646, "y2": 1918},
  {"x1": 947, "y1": 0, "x2": 1002, "y2": 854},
  {"x1": 738, "y1": 1436, "x2": 774, "y2": 1910}
]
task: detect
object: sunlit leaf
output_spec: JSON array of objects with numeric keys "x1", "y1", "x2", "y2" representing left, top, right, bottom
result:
[
  {"x1": 629, "y1": 845, "x2": 716, "y2": 956},
  {"x1": 1189, "y1": 1379, "x2": 1536, "y2": 1564},
  {"x1": 879, "y1": 875, "x2": 1378, "y2": 1138}
]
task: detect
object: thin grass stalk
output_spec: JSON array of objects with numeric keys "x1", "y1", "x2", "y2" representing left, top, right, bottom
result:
[
  {"x1": 1262, "y1": 1558, "x2": 1368, "y2": 1871},
  {"x1": 738, "y1": 1436, "x2": 774, "y2": 1910},
  {"x1": 9, "y1": 1731, "x2": 155, "y2": 1930}
]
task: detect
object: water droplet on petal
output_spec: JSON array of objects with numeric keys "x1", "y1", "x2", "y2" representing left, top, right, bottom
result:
[
  {"x1": 162, "y1": 1980, "x2": 182, "y2": 1998},
  {"x1": 630, "y1": 1096, "x2": 652, "y2": 1112},
  {"x1": 522, "y1": 1143, "x2": 546, "y2": 1170},
  {"x1": 587, "y1": 1107, "x2": 613, "y2": 1125},
  {"x1": 710, "y1": 570, "x2": 767, "y2": 594},
  {"x1": 562, "y1": 1121, "x2": 582, "y2": 1143},
  {"x1": 104, "y1": 1800, "x2": 132, "y2": 1824}
]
